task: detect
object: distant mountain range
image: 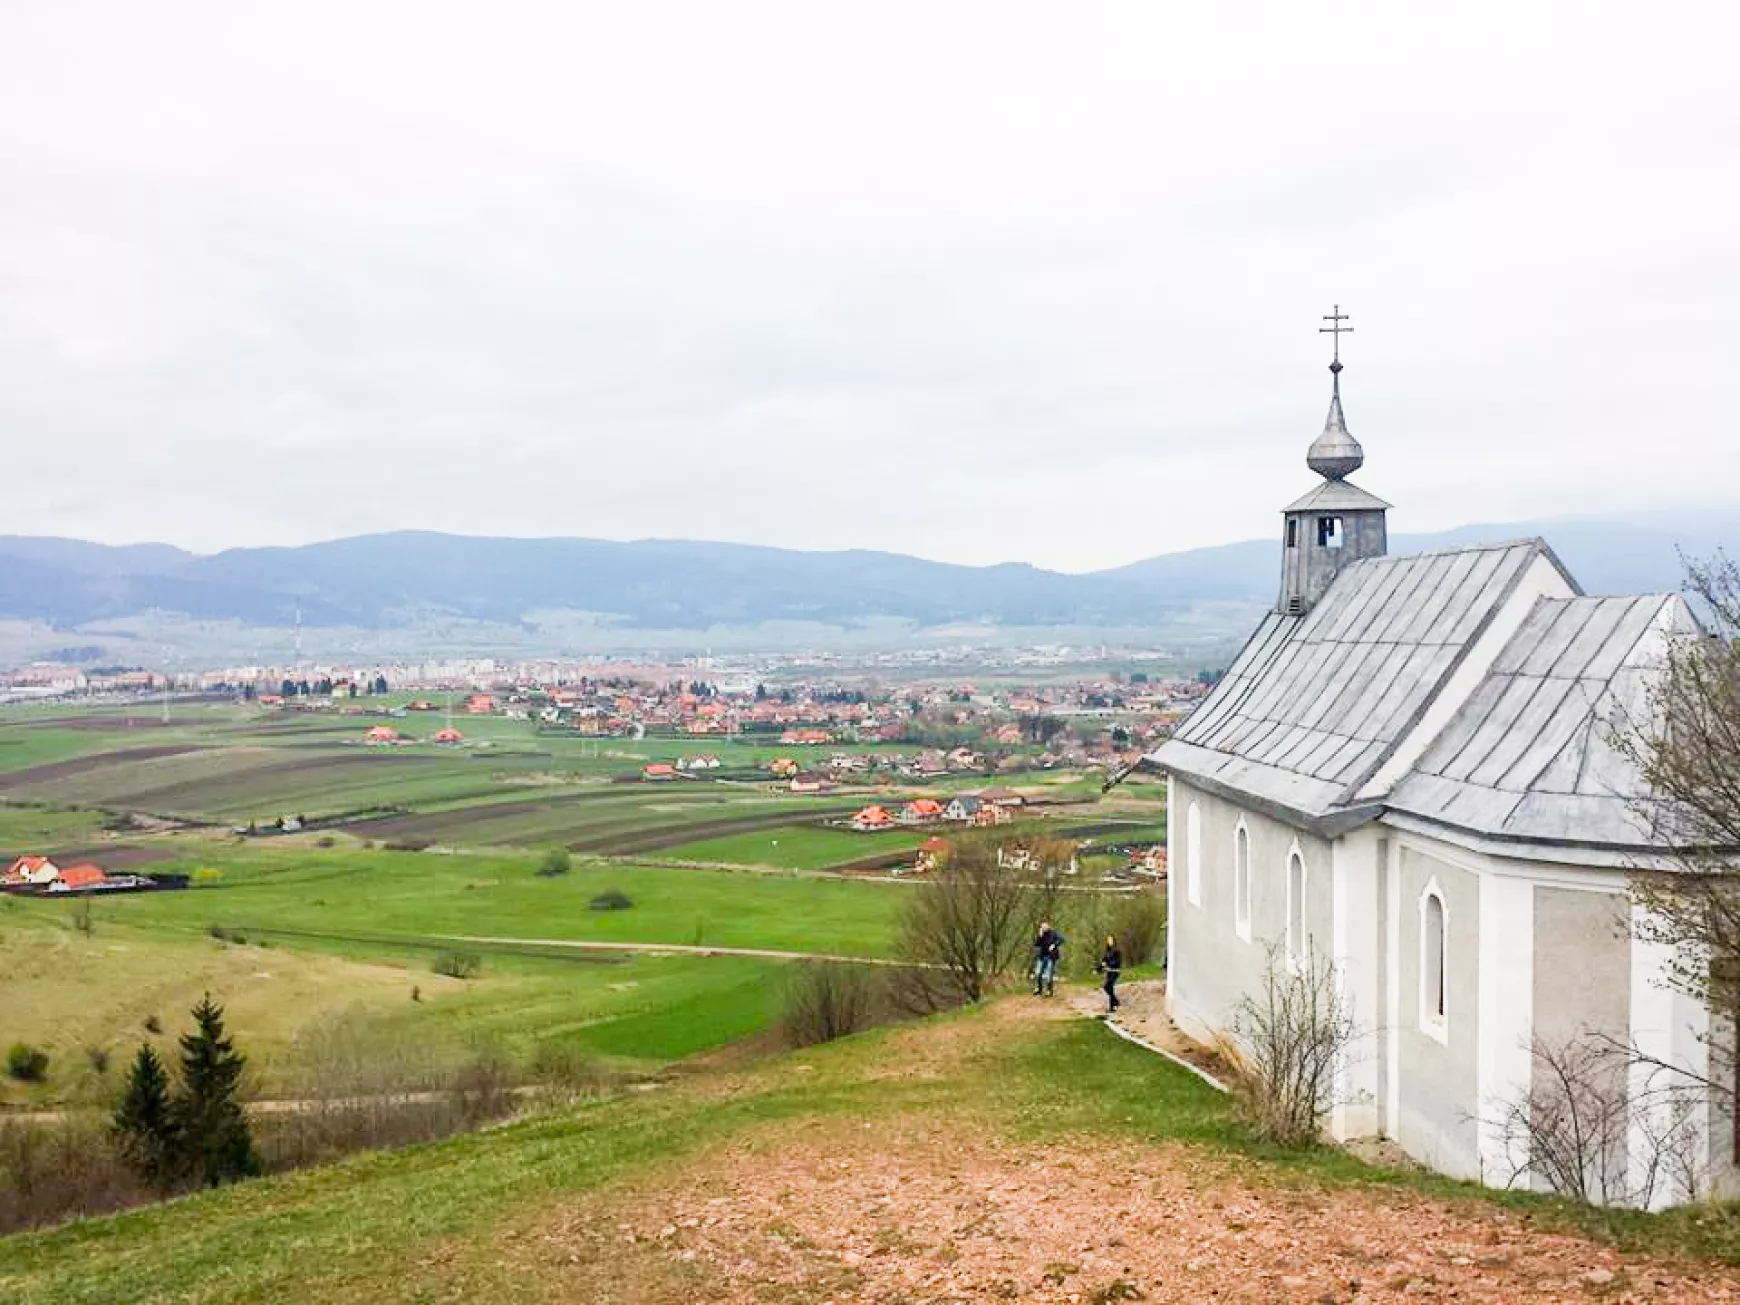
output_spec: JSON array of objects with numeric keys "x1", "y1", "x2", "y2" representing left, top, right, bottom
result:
[{"x1": 0, "y1": 510, "x2": 1733, "y2": 660}]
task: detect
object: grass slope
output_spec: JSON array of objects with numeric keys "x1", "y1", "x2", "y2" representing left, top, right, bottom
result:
[
  {"x1": 37, "y1": 842, "x2": 903, "y2": 957},
  {"x1": 0, "y1": 910, "x2": 791, "y2": 1103},
  {"x1": 5, "y1": 1000, "x2": 1738, "y2": 1303}
]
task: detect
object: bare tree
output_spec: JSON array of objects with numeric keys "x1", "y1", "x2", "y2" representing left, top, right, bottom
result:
[
  {"x1": 1490, "y1": 1033, "x2": 1709, "y2": 1208},
  {"x1": 1223, "y1": 941, "x2": 1356, "y2": 1148},
  {"x1": 1611, "y1": 551, "x2": 1740, "y2": 1104},
  {"x1": 781, "y1": 962, "x2": 880, "y2": 1047},
  {"x1": 894, "y1": 833, "x2": 1039, "y2": 1005}
]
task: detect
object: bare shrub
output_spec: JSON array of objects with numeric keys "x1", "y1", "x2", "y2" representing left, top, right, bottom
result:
[
  {"x1": 588, "y1": 888, "x2": 634, "y2": 911},
  {"x1": 264, "y1": 1019, "x2": 519, "y2": 1170},
  {"x1": 895, "y1": 833, "x2": 1038, "y2": 1004},
  {"x1": 1110, "y1": 889, "x2": 1166, "y2": 966},
  {"x1": 882, "y1": 962, "x2": 971, "y2": 1018},
  {"x1": 528, "y1": 1043, "x2": 614, "y2": 1100},
  {"x1": 452, "y1": 1050, "x2": 516, "y2": 1126},
  {"x1": 781, "y1": 962, "x2": 881, "y2": 1047},
  {"x1": 432, "y1": 950, "x2": 481, "y2": 979},
  {"x1": 1490, "y1": 1033, "x2": 1710, "y2": 1208},
  {"x1": 1224, "y1": 942, "x2": 1355, "y2": 1148},
  {"x1": 0, "y1": 1117, "x2": 148, "y2": 1236}
]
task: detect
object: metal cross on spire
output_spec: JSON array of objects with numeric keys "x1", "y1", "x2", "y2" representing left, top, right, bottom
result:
[
  {"x1": 1319, "y1": 304, "x2": 1352, "y2": 395},
  {"x1": 1320, "y1": 304, "x2": 1353, "y2": 363}
]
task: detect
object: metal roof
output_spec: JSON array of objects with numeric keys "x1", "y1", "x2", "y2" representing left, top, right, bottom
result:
[
  {"x1": 1154, "y1": 535, "x2": 1697, "y2": 856},
  {"x1": 1385, "y1": 594, "x2": 1690, "y2": 848},
  {"x1": 1306, "y1": 390, "x2": 1365, "y2": 480},
  {"x1": 1283, "y1": 479, "x2": 1393, "y2": 514},
  {"x1": 1154, "y1": 539, "x2": 1568, "y2": 827}
]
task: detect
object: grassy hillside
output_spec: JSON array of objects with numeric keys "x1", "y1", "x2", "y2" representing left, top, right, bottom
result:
[
  {"x1": 0, "y1": 834, "x2": 901, "y2": 1106},
  {"x1": 0, "y1": 908, "x2": 796, "y2": 1105},
  {"x1": 5, "y1": 998, "x2": 1738, "y2": 1303}
]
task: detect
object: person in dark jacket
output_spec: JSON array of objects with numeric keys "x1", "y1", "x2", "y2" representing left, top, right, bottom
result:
[
  {"x1": 1032, "y1": 922, "x2": 1064, "y2": 996},
  {"x1": 1096, "y1": 934, "x2": 1123, "y2": 1013}
]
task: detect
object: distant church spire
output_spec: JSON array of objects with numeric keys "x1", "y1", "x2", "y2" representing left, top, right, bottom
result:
[{"x1": 1307, "y1": 305, "x2": 1364, "y2": 480}]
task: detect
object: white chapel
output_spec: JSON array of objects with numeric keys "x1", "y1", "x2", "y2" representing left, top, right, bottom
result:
[{"x1": 1152, "y1": 315, "x2": 1727, "y2": 1209}]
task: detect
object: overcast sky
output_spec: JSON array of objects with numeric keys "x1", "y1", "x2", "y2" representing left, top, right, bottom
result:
[{"x1": 1, "y1": 3, "x2": 1736, "y2": 572}]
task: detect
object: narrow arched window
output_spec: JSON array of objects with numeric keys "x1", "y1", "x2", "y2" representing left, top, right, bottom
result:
[
  {"x1": 1233, "y1": 822, "x2": 1251, "y2": 940},
  {"x1": 1186, "y1": 802, "x2": 1202, "y2": 907},
  {"x1": 1286, "y1": 849, "x2": 1306, "y2": 963},
  {"x1": 1420, "y1": 886, "x2": 1448, "y2": 1041}
]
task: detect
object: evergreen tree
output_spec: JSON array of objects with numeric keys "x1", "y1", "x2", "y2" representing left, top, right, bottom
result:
[
  {"x1": 113, "y1": 1044, "x2": 178, "y2": 1188},
  {"x1": 174, "y1": 994, "x2": 261, "y2": 1187}
]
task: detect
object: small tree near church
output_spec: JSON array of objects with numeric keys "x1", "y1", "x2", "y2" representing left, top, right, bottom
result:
[{"x1": 1614, "y1": 551, "x2": 1740, "y2": 1106}]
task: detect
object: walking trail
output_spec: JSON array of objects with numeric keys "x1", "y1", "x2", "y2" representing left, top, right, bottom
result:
[
  {"x1": 441, "y1": 934, "x2": 912, "y2": 965},
  {"x1": 489, "y1": 992, "x2": 1737, "y2": 1304}
]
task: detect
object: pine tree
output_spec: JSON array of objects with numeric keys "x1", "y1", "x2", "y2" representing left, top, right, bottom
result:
[
  {"x1": 174, "y1": 994, "x2": 262, "y2": 1187},
  {"x1": 112, "y1": 1044, "x2": 178, "y2": 1188}
]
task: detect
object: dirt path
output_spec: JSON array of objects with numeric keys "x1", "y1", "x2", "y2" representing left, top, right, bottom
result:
[
  {"x1": 526, "y1": 1124, "x2": 1733, "y2": 1303},
  {"x1": 499, "y1": 997, "x2": 1737, "y2": 1304},
  {"x1": 1070, "y1": 977, "x2": 1231, "y2": 1087},
  {"x1": 440, "y1": 934, "x2": 910, "y2": 966}
]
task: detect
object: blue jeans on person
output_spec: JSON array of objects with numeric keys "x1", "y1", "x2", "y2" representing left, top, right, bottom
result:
[{"x1": 1034, "y1": 955, "x2": 1057, "y2": 994}]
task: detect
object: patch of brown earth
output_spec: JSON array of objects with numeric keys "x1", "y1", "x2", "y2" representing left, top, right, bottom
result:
[
  {"x1": 516, "y1": 1118, "x2": 1736, "y2": 1303},
  {"x1": 0, "y1": 743, "x2": 207, "y2": 789}
]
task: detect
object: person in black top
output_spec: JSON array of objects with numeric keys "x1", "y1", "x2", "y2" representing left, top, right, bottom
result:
[
  {"x1": 1096, "y1": 934, "x2": 1123, "y2": 1013},
  {"x1": 1032, "y1": 921, "x2": 1063, "y2": 996}
]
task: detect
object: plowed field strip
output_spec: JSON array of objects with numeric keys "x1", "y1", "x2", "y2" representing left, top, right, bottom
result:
[{"x1": 0, "y1": 744, "x2": 207, "y2": 791}]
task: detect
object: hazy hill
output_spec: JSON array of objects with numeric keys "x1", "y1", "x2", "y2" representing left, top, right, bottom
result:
[{"x1": 0, "y1": 511, "x2": 1732, "y2": 651}]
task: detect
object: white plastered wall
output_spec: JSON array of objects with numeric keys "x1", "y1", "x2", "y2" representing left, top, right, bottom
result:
[
  {"x1": 1628, "y1": 903, "x2": 1713, "y2": 1211},
  {"x1": 1331, "y1": 825, "x2": 1384, "y2": 1139}
]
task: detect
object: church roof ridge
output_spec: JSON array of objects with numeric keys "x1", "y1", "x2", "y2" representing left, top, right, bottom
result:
[
  {"x1": 1384, "y1": 590, "x2": 1696, "y2": 852},
  {"x1": 1347, "y1": 536, "x2": 1583, "y2": 595}
]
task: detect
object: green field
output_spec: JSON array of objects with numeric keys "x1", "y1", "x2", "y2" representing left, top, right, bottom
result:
[
  {"x1": 0, "y1": 700, "x2": 1159, "y2": 1116},
  {"x1": 652, "y1": 823, "x2": 923, "y2": 870}
]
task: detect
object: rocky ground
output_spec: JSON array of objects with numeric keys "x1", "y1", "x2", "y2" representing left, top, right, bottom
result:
[{"x1": 503, "y1": 997, "x2": 1737, "y2": 1304}]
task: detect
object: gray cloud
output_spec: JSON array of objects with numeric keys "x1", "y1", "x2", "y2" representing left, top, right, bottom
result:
[{"x1": 1, "y1": 1, "x2": 1737, "y2": 571}]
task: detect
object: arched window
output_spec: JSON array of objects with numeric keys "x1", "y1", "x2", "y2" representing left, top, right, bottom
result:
[
  {"x1": 1186, "y1": 802, "x2": 1202, "y2": 907},
  {"x1": 1286, "y1": 848, "x2": 1306, "y2": 964},
  {"x1": 1233, "y1": 821, "x2": 1251, "y2": 941},
  {"x1": 1420, "y1": 884, "x2": 1448, "y2": 1042}
]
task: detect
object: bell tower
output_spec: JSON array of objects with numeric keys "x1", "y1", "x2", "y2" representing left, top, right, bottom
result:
[{"x1": 1279, "y1": 305, "x2": 1390, "y2": 616}]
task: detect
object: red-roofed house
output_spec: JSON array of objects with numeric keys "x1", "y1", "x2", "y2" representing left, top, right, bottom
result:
[
  {"x1": 900, "y1": 798, "x2": 945, "y2": 825},
  {"x1": 50, "y1": 863, "x2": 106, "y2": 892},
  {"x1": 642, "y1": 762, "x2": 676, "y2": 781},
  {"x1": 788, "y1": 773, "x2": 834, "y2": 795},
  {"x1": 434, "y1": 727, "x2": 464, "y2": 745},
  {"x1": 365, "y1": 725, "x2": 399, "y2": 745},
  {"x1": 4, "y1": 855, "x2": 60, "y2": 886},
  {"x1": 851, "y1": 805, "x2": 893, "y2": 831}
]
